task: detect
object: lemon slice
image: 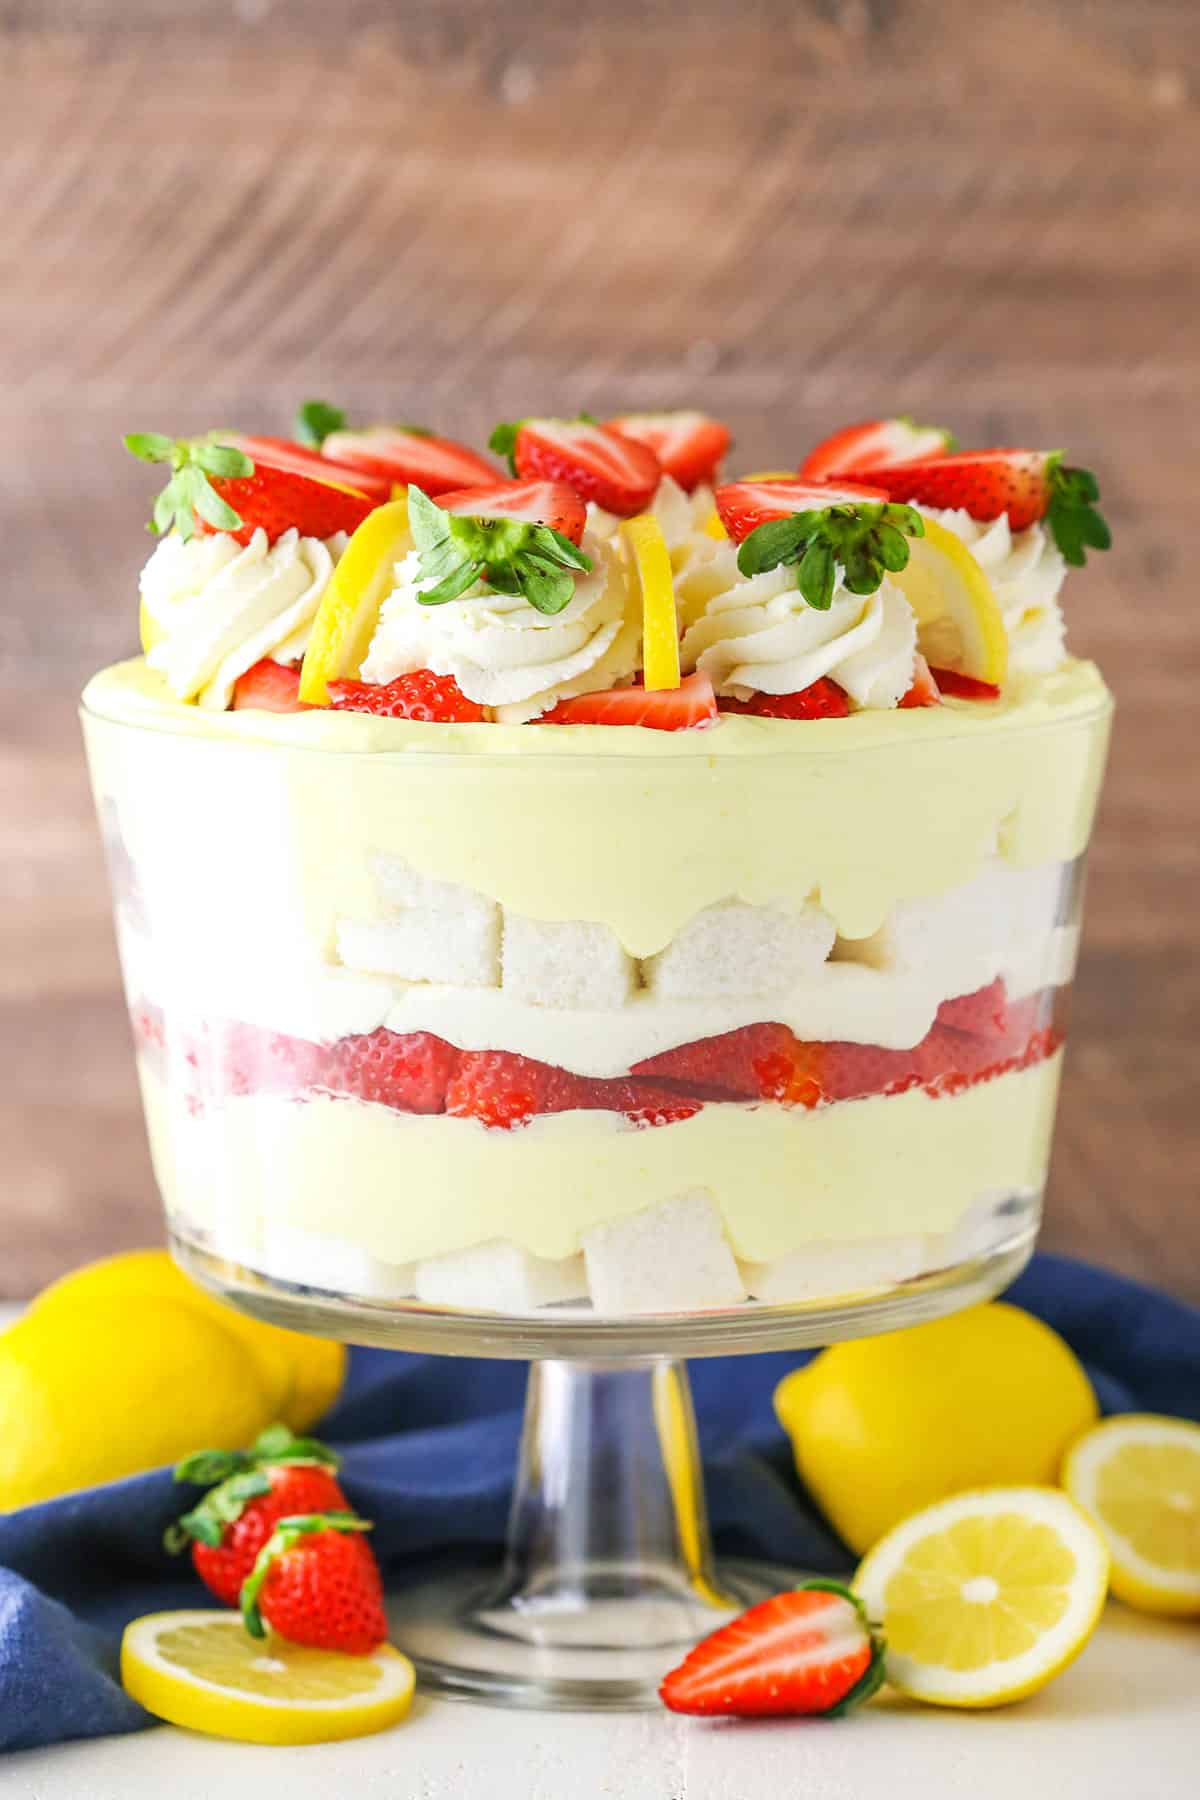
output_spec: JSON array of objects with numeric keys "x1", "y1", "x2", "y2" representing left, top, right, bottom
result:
[
  {"x1": 299, "y1": 496, "x2": 411, "y2": 704},
  {"x1": 887, "y1": 515, "x2": 1008, "y2": 686},
  {"x1": 622, "y1": 512, "x2": 679, "y2": 690},
  {"x1": 854, "y1": 1488, "x2": 1109, "y2": 1708},
  {"x1": 1064, "y1": 1414, "x2": 1200, "y2": 1616},
  {"x1": 121, "y1": 1612, "x2": 415, "y2": 1745}
]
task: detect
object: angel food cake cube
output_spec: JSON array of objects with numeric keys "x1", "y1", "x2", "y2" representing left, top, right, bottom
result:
[
  {"x1": 643, "y1": 898, "x2": 836, "y2": 999},
  {"x1": 502, "y1": 914, "x2": 636, "y2": 1010},
  {"x1": 337, "y1": 858, "x2": 501, "y2": 987},
  {"x1": 414, "y1": 1241, "x2": 588, "y2": 1312},
  {"x1": 582, "y1": 1192, "x2": 745, "y2": 1314}
]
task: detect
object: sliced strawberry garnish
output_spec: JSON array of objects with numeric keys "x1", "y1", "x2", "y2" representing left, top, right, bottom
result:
[
  {"x1": 930, "y1": 666, "x2": 1001, "y2": 700},
  {"x1": 230, "y1": 433, "x2": 393, "y2": 505},
  {"x1": 445, "y1": 1051, "x2": 701, "y2": 1129},
  {"x1": 604, "y1": 411, "x2": 731, "y2": 492},
  {"x1": 635, "y1": 1024, "x2": 825, "y2": 1105},
  {"x1": 232, "y1": 658, "x2": 309, "y2": 714},
  {"x1": 799, "y1": 416, "x2": 954, "y2": 482},
  {"x1": 898, "y1": 653, "x2": 942, "y2": 709},
  {"x1": 490, "y1": 418, "x2": 660, "y2": 517},
  {"x1": 319, "y1": 1028, "x2": 458, "y2": 1114},
  {"x1": 206, "y1": 463, "x2": 375, "y2": 547},
  {"x1": 718, "y1": 678, "x2": 851, "y2": 720},
  {"x1": 713, "y1": 478, "x2": 888, "y2": 544},
  {"x1": 841, "y1": 449, "x2": 1111, "y2": 563},
  {"x1": 327, "y1": 670, "x2": 487, "y2": 722},
  {"x1": 321, "y1": 427, "x2": 499, "y2": 499},
  {"x1": 437, "y1": 478, "x2": 588, "y2": 547},
  {"x1": 660, "y1": 1581, "x2": 885, "y2": 1718},
  {"x1": 537, "y1": 671, "x2": 718, "y2": 730}
]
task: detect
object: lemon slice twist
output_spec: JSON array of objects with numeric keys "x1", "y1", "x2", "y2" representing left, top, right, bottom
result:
[
  {"x1": 299, "y1": 496, "x2": 412, "y2": 704},
  {"x1": 887, "y1": 514, "x2": 1008, "y2": 686},
  {"x1": 621, "y1": 513, "x2": 679, "y2": 690}
]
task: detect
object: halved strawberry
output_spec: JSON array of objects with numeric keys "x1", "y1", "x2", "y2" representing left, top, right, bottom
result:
[
  {"x1": 124, "y1": 432, "x2": 376, "y2": 547},
  {"x1": 327, "y1": 670, "x2": 487, "y2": 722},
  {"x1": 799, "y1": 416, "x2": 954, "y2": 482},
  {"x1": 660, "y1": 1581, "x2": 885, "y2": 1718},
  {"x1": 436, "y1": 478, "x2": 588, "y2": 547},
  {"x1": 840, "y1": 449, "x2": 1111, "y2": 563},
  {"x1": 605, "y1": 411, "x2": 731, "y2": 492},
  {"x1": 319, "y1": 1028, "x2": 458, "y2": 1114},
  {"x1": 536, "y1": 671, "x2": 718, "y2": 730},
  {"x1": 898, "y1": 653, "x2": 942, "y2": 709},
  {"x1": 714, "y1": 478, "x2": 887, "y2": 544},
  {"x1": 229, "y1": 433, "x2": 393, "y2": 505},
  {"x1": 207, "y1": 464, "x2": 376, "y2": 546},
  {"x1": 635, "y1": 1024, "x2": 825, "y2": 1106},
  {"x1": 490, "y1": 418, "x2": 660, "y2": 517},
  {"x1": 321, "y1": 427, "x2": 499, "y2": 499},
  {"x1": 232, "y1": 658, "x2": 309, "y2": 714},
  {"x1": 821, "y1": 1041, "x2": 925, "y2": 1102},
  {"x1": 930, "y1": 666, "x2": 1001, "y2": 700},
  {"x1": 445, "y1": 1051, "x2": 701, "y2": 1130},
  {"x1": 718, "y1": 678, "x2": 851, "y2": 720}
]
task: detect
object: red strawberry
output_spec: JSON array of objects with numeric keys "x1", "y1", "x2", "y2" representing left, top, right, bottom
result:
[
  {"x1": 635, "y1": 1025, "x2": 825, "y2": 1106},
  {"x1": 660, "y1": 1581, "x2": 885, "y2": 1718},
  {"x1": 241, "y1": 1513, "x2": 387, "y2": 1656},
  {"x1": 319, "y1": 1028, "x2": 458, "y2": 1114},
  {"x1": 232, "y1": 658, "x2": 309, "y2": 714},
  {"x1": 166, "y1": 1425, "x2": 349, "y2": 1609},
  {"x1": 445, "y1": 1051, "x2": 700, "y2": 1129},
  {"x1": 713, "y1": 478, "x2": 887, "y2": 544},
  {"x1": 898, "y1": 654, "x2": 942, "y2": 709},
  {"x1": 230, "y1": 434, "x2": 393, "y2": 505},
  {"x1": 605, "y1": 411, "x2": 731, "y2": 492},
  {"x1": 718, "y1": 678, "x2": 851, "y2": 720},
  {"x1": 930, "y1": 666, "x2": 1001, "y2": 700},
  {"x1": 821, "y1": 1041, "x2": 924, "y2": 1101},
  {"x1": 799, "y1": 416, "x2": 954, "y2": 482},
  {"x1": 935, "y1": 978, "x2": 1009, "y2": 1037},
  {"x1": 537, "y1": 671, "x2": 718, "y2": 730},
  {"x1": 321, "y1": 427, "x2": 499, "y2": 498},
  {"x1": 840, "y1": 449, "x2": 1111, "y2": 565},
  {"x1": 207, "y1": 463, "x2": 376, "y2": 546},
  {"x1": 437, "y1": 478, "x2": 588, "y2": 547},
  {"x1": 201, "y1": 1021, "x2": 325, "y2": 1098},
  {"x1": 490, "y1": 418, "x2": 660, "y2": 517},
  {"x1": 327, "y1": 670, "x2": 487, "y2": 722}
]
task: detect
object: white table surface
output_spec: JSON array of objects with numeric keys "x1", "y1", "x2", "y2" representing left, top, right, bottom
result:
[{"x1": 6, "y1": 1606, "x2": 1198, "y2": 1798}]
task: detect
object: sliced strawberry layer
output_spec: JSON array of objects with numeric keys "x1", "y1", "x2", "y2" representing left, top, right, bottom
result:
[
  {"x1": 320, "y1": 1029, "x2": 458, "y2": 1114},
  {"x1": 898, "y1": 654, "x2": 942, "y2": 709},
  {"x1": 327, "y1": 670, "x2": 486, "y2": 722},
  {"x1": 634, "y1": 1024, "x2": 825, "y2": 1106},
  {"x1": 537, "y1": 671, "x2": 718, "y2": 730},
  {"x1": 931, "y1": 666, "x2": 1002, "y2": 701},
  {"x1": 445, "y1": 1051, "x2": 701, "y2": 1130},
  {"x1": 717, "y1": 678, "x2": 850, "y2": 721},
  {"x1": 232, "y1": 658, "x2": 309, "y2": 714}
]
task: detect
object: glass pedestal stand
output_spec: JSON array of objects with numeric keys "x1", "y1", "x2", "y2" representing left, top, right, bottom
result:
[{"x1": 174, "y1": 1229, "x2": 1034, "y2": 1710}]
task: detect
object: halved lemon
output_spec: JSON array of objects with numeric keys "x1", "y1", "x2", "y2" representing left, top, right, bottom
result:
[
  {"x1": 888, "y1": 514, "x2": 1008, "y2": 686},
  {"x1": 299, "y1": 496, "x2": 411, "y2": 704},
  {"x1": 1064, "y1": 1414, "x2": 1200, "y2": 1617},
  {"x1": 622, "y1": 513, "x2": 679, "y2": 690},
  {"x1": 854, "y1": 1487, "x2": 1109, "y2": 1708},
  {"x1": 121, "y1": 1612, "x2": 415, "y2": 1745}
]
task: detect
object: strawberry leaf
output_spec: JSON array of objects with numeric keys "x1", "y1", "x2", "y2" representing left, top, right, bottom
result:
[
  {"x1": 125, "y1": 432, "x2": 253, "y2": 542},
  {"x1": 409, "y1": 484, "x2": 591, "y2": 616},
  {"x1": 738, "y1": 501, "x2": 923, "y2": 610},
  {"x1": 487, "y1": 421, "x2": 522, "y2": 474},
  {"x1": 1046, "y1": 460, "x2": 1111, "y2": 568},
  {"x1": 294, "y1": 399, "x2": 346, "y2": 449}
]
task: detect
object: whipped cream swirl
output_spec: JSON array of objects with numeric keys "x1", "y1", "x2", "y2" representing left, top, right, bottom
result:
[
  {"x1": 680, "y1": 564, "x2": 918, "y2": 708},
  {"x1": 361, "y1": 533, "x2": 639, "y2": 723},
  {"x1": 923, "y1": 507, "x2": 1067, "y2": 674},
  {"x1": 141, "y1": 528, "x2": 345, "y2": 710}
]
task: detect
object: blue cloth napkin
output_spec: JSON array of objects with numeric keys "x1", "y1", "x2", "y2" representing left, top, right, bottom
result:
[{"x1": 2, "y1": 1252, "x2": 1197, "y2": 1753}]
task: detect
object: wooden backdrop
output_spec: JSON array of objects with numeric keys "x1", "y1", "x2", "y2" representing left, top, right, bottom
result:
[{"x1": 2, "y1": 0, "x2": 1197, "y2": 1300}]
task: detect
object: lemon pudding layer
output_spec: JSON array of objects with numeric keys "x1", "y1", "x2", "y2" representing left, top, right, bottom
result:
[{"x1": 86, "y1": 410, "x2": 1113, "y2": 1315}]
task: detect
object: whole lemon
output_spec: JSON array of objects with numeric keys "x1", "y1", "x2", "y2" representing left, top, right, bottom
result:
[
  {"x1": 775, "y1": 1302, "x2": 1099, "y2": 1555},
  {"x1": 33, "y1": 1250, "x2": 346, "y2": 1433},
  {"x1": 0, "y1": 1297, "x2": 276, "y2": 1508}
]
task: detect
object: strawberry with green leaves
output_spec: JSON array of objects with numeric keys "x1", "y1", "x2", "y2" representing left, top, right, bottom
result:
[
  {"x1": 124, "y1": 433, "x2": 375, "y2": 546},
  {"x1": 716, "y1": 480, "x2": 926, "y2": 612},
  {"x1": 295, "y1": 399, "x2": 500, "y2": 498},
  {"x1": 240, "y1": 1512, "x2": 388, "y2": 1656},
  {"x1": 660, "y1": 1580, "x2": 886, "y2": 1718},
  {"x1": 840, "y1": 449, "x2": 1112, "y2": 566},
  {"x1": 165, "y1": 1423, "x2": 349, "y2": 1608},
  {"x1": 408, "y1": 482, "x2": 592, "y2": 614},
  {"x1": 490, "y1": 416, "x2": 661, "y2": 516}
]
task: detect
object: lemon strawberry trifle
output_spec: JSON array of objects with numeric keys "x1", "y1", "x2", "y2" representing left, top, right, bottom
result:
[{"x1": 83, "y1": 405, "x2": 1112, "y2": 1317}]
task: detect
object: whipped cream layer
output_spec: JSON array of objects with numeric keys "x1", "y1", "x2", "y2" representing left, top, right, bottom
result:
[
  {"x1": 141, "y1": 1050, "x2": 1062, "y2": 1267},
  {"x1": 361, "y1": 533, "x2": 639, "y2": 723},
  {"x1": 922, "y1": 506, "x2": 1067, "y2": 674},
  {"x1": 141, "y1": 528, "x2": 346, "y2": 710}
]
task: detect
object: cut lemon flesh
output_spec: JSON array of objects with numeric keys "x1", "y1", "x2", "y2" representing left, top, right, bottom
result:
[
  {"x1": 622, "y1": 512, "x2": 679, "y2": 690},
  {"x1": 299, "y1": 496, "x2": 411, "y2": 704},
  {"x1": 1064, "y1": 1414, "x2": 1200, "y2": 1616},
  {"x1": 854, "y1": 1487, "x2": 1109, "y2": 1708},
  {"x1": 121, "y1": 1611, "x2": 415, "y2": 1746},
  {"x1": 888, "y1": 514, "x2": 1008, "y2": 686},
  {"x1": 139, "y1": 598, "x2": 164, "y2": 655}
]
